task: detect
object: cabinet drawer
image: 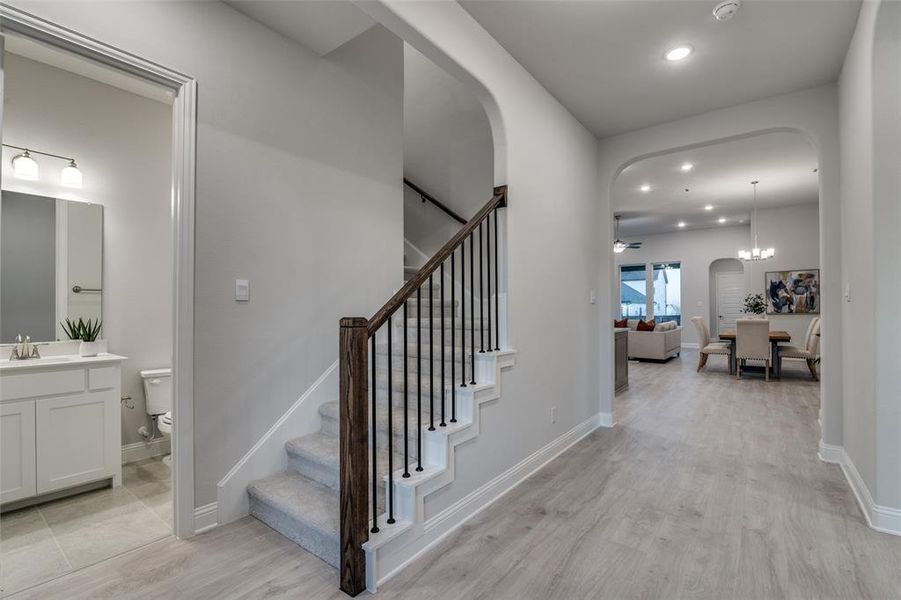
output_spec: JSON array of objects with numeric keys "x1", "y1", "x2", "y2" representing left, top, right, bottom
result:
[
  {"x1": 88, "y1": 366, "x2": 119, "y2": 391},
  {"x1": 1, "y1": 369, "x2": 85, "y2": 401}
]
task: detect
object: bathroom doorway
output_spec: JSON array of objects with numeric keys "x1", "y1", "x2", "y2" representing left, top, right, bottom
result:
[{"x1": 0, "y1": 9, "x2": 196, "y2": 595}]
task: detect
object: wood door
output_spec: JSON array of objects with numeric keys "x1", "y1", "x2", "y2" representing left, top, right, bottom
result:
[
  {"x1": 1, "y1": 400, "x2": 37, "y2": 503},
  {"x1": 36, "y1": 390, "x2": 118, "y2": 494},
  {"x1": 715, "y1": 271, "x2": 745, "y2": 338}
]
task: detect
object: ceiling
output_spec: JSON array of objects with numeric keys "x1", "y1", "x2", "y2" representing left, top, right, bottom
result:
[
  {"x1": 613, "y1": 131, "x2": 818, "y2": 237},
  {"x1": 225, "y1": 1, "x2": 374, "y2": 56},
  {"x1": 460, "y1": 0, "x2": 861, "y2": 138}
]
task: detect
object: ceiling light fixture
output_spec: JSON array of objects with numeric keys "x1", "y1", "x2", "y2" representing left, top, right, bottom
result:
[
  {"x1": 640, "y1": 184, "x2": 651, "y2": 193},
  {"x1": 738, "y1": 181, "x2": 775, "y2": 261},
  {"x1": 681, "y1": 162, "x2": 694, "y2": 172},
  {"x1": 704, "y1": 204, "x2": 714, "y2": 211},
  {"x1": 677, "y1": 221, "x2": 686, "y2": 228},
  {"x1": 713, "y1": 0, "x2": 741, "y2": 21},
  {"x1": 4, "y1": 143, "x2": 83, "y2": 189},
  {"x1": 665, "y1": 46, "x2": 693, "y2": 62}
]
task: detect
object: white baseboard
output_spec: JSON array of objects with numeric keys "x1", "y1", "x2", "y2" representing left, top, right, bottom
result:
[
  {"x1": 193, "y1": 502, "x2": 218, "y2": 534},
  {"x1": 681, "y1": 342, "x2": 699, "y2": 350},
  {"x1": 820, "y1": 444, "x2": 901, "y2": 536},
  {"x1": 122, "y1": 438, "x2": 170, "y2": 464},
  {"x1": 817, "y1": 439, "x2": 842, "y2": 464},
  {"x1": 375, "y1": 412, "x2": 602, "y2": 589},
  {"x1": 598, "y1": 411, "x2": 615, "y2": 427},
  {"x1": 216, "y1": 360, "x2": 338, "y2": 525}
]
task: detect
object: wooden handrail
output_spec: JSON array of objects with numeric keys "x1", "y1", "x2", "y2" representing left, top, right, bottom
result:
[
  {"x1": 368, "y1": 185, "x2": 507, "y2": 334},
  {"x1": 403, "y1": 178, "x2": 468, "y2": 225}
]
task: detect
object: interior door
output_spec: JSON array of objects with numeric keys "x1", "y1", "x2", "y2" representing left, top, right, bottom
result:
[{"x1": 716, "y1": 271, "x2": 745, "y2": 337}]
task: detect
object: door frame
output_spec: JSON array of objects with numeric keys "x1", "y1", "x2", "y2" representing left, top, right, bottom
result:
[
  {"x1": 0, "y1": 6, "x2": 199, "y2": 537},
  {"x1": 714, "y1": 269, "x2": 745, "y2": 338}
]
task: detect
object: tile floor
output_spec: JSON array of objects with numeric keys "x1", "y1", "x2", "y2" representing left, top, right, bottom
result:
[{"x1": 0, "y1": 456, "x2": 172, "y2": 596}]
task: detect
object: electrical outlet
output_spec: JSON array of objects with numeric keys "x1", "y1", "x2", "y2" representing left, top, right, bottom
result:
[{"x1": 551, "y1": 406, "x2": 558, "y2": 424}]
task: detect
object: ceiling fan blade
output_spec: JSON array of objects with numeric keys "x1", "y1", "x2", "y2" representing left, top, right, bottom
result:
[{"x1": 627, "y1": 243, "x2": 642, "y2": 248}]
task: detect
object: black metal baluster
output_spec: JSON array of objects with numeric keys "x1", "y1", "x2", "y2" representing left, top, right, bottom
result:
[
  {"x1": 494, "y1": 207, "x2": 500, "y2": 350},
  {"x1": 461, "y1": 242, "x2": 467, "y2": 388},
  {"x1": 429, "y1": 274, "x2": 435, "y2": 431},
  {"x1": 479, "y1": 222, "x2": 485, "y2": 353},
  {"x1": 370, "y1": 334, "x2": 379, "y2": 533},
  {"x1": 451, "y1": 251, "x2": 457, "y2": 422},
  {"x1": 403, "y1": 303, "x2": 410, "y2": 478},
  {"x1": 440, "y1": 263, "x2": 446, "y2": 426},
  {"x1": 470, "y1": 233, "x2": 476, "y2": 384},
  {"x1": 487, "y1": 212, "x2": 492, "y2": 352},
  {"x1": 386, "y1": 317, "x2": 395, "y2": 524},
  {"x1": 416, "y1": 287, "x2": 423, "y2": 472}
]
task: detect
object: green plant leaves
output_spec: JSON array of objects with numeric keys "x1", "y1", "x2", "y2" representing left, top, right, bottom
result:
[{"x1": 59, "y1": 317, "x2": 103, "y2": 342}]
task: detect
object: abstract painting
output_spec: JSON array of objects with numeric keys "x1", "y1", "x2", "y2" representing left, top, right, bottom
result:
[{"x1": 765, "y1": 269, "x2": 820, "y2": 314}]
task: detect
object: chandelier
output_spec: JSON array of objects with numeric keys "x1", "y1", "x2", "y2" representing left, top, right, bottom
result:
[{"x1": 738, "y1": 180, "x2": 775, "y2": 261}]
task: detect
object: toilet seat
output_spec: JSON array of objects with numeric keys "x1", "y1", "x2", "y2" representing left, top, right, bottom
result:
[{"x1": 158, "y1": 411, "x2": 173, "y2": 435}]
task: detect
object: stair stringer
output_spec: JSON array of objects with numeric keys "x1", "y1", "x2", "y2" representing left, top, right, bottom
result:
[{"x1": 361, "y1": 349, "x2": 517, "y2": 591}]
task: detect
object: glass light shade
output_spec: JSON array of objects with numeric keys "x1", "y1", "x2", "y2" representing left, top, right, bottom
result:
[
  {"x1": 12, "y1": 152, "x2": 39, "y2": 180},
  {"x1": 613, "y1": 241, "x2": 628, "y2": 254},
  {"x1": 766, "y1": 248, "x2": 775, "y2": 257},
  {"x1": 61, "y1": 161, "x2": 83, "y2": 188},
  {"x1": 752, "y1": 247, "x2": 761, "y2": 258}
]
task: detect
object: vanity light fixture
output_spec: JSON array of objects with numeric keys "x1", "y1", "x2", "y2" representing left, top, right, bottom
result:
[
  {"x1": 3, "y1": 143, "x2": 83, "y2": 189},
  {"x1": 704, "y1": 204, "x2": 714, "y2": 211},
  {"x1": 11, "y1": 150, "x2": 39, "y2": 180},
  {"x1": 718, "y1": 217, "x2": 727, "y2": 224},
  {"x1": 677, "y1": 221, "x2": 687, "y2": 228}
]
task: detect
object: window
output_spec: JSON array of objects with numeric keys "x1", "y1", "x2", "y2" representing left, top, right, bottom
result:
[
  {"x1": 620, "y1": 264, "x2": 648, "y2": 318},
  {"x1": 652, "y1": 262, "x2": 681, "y2": 325}
]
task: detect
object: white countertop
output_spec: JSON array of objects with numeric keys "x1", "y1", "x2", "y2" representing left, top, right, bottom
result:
[{"x1": 0, "y1": 353, "x2": 127, "y2": 373}]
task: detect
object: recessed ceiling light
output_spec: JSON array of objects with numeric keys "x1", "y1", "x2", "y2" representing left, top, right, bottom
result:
[
  {"x1": 681, "y1": 162, "x2": 694, "y2": 172},
  {"x1": 677, "y1": 221, "x2": 686, "y2": 228},
  {"x1": 718, "y1": 217, "x2": 727, "y2": 224},
  {"x1": 704, "y1": 204, "x2": 714, "y2": 211},
  {"x1": 665, "y1": 46, "x2": 693, "y2": 62},
  {"x1": 640, "y1": 184, "x2": 651, "y2": 192}
]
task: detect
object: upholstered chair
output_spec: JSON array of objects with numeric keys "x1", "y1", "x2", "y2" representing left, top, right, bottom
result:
[
  {"x1": 690, "y1": 316, "x2": 731, "y2": 372},
  {"x1": 736, "y1": 318, "x2": 771, "y2": 381},
  {"x1": 777, "y1": 317, "x2": 821, "y2": 381}
]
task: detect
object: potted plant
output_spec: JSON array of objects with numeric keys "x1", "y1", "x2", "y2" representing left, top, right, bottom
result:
[
  {"x1": 741, "y1": 293, "x2": 767, "y2": 318},
  {"x1": 61, "y1": 317, "x2": 104, "y2": 357}
]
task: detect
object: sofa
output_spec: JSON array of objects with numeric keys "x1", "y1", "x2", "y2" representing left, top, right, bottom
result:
[{"x1": 624, "y1": 319, "x2": 682, "y2": 361}]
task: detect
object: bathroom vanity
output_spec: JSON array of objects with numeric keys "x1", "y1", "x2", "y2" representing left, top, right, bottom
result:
[{"x1": 0, "y1": 351, "x2": 125, "y2": 506}]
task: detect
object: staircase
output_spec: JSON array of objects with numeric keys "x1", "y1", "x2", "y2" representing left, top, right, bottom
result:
[
  {"x1": 248, "y1": 291, "x2": 472, "y2": 567},
  {"x1": 247, "y1": 186, "x2": 508, "y2": 594}
]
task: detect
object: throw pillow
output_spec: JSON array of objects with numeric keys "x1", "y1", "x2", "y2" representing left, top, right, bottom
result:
[
  {"x1": 637, "y1": 319, "x2": 656, "y2": 332},
  {"x1": 614, "y1": 318, "x2": 628, "y2": 328}
]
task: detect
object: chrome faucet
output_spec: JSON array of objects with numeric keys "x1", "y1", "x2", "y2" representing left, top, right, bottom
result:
[{"x1": 9, "y1": 334, "x2": 41, "y2": 360}]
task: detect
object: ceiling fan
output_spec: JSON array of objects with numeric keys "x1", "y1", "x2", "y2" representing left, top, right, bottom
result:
[{"x1": 613, "y1": 215, "x2": 642, "y2": 253}]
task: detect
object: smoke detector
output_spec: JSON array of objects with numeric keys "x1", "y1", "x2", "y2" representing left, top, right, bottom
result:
[{"x1": 713, "y1": 0, "x2": 741, "y2": 21}]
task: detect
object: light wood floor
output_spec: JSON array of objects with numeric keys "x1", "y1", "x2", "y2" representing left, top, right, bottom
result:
[{"x1": 8, "y1": 353, "x2": 901, "y2": 599}]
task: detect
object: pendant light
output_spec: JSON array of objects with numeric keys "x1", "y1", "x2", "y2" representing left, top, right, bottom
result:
[{"x1": 738, "y1": 180, "x2": 775, "y2": 261}]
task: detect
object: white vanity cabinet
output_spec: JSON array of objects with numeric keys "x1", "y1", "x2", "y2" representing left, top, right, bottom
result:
[{"x1": 0, "y1": 355, "x2": 124, "y2": 505}]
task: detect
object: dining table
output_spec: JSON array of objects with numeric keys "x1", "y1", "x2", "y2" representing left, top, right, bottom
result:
[{"x1": 718, "y1": 329, "x2": 791, "y2": 378}]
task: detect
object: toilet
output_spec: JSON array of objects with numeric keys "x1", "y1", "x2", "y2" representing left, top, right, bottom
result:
[{"x1": 140, "y1": 367, "x2": 172, "y2": 466}]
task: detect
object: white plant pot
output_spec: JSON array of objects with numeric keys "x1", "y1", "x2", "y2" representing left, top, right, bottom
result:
[{"x1": 79, "y1": 340, "x2": 102, "y2": 357}]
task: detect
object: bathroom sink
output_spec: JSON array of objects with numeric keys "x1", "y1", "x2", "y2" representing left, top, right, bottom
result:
[{"x1": 0, "y1": 356, "x2": 74, "y2": 368}]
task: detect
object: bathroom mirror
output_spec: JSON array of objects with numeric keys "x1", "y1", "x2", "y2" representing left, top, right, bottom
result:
[{"x1": 1, "y1": 190, "x2": 103, "y2": 343}]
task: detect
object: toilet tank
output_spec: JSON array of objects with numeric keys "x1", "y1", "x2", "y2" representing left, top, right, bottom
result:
[{"x1": 140, "y1": 368, "x2": 172, "y2": 416}]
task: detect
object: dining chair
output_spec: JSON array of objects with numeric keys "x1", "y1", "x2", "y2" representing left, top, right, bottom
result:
[
  {"x1": 777, "y1": 317, "x2": 821, "y2": 381},
  {"x1": 736, "y1": 318, "x2": 771, "y2": 381},
  {"x1": 690, "y1": 316, "x2": 731, "y2": 372}
]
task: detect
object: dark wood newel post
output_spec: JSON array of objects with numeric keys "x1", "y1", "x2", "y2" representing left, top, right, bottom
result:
[{"x1": 339, "y1": 317, "x2": 369, "y2": 596}]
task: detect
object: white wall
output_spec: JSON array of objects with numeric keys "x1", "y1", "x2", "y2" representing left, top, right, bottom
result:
[
  {"x1": 597, "y1": 84, "x2": 842, "y2": 449},
  {"x1": 2, "y1": 54, "x2": 172, "y2": 447},
  {"x1": 614, "y1": 225, "x2": 749, "y2": 345},
  {"x1": 403, "y1": 43, "x2": 493, "y2": 258},
  {"x1": 357, "y1": 0, "x2": 602, "y2": 521},
  {"x1": 5, "y1": 1, "x2": 406, "y2": 508},
  {"x1": 839, "y1": 0, "x2": 901, "y2": 513}
]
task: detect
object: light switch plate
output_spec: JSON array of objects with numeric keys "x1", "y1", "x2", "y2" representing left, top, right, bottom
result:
[
  {"x1": 235, "y1": 279, "x2": 250, "y2": 302},
  {"x1": 589, "y1": 289, "x2": 597, "y2": 304}
]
